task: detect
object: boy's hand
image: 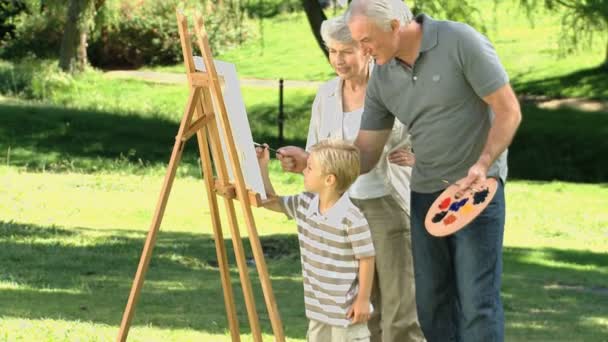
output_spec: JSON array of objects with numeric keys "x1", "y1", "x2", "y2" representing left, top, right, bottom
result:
[
  {"x1": 346, "y1": 296, "x2": 371, "y2": 324},
  {"x1": 255, "y1": 144, "x2": 270, "y2": 167}
]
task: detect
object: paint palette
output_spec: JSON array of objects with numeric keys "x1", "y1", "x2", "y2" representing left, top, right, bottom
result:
[{"x1": 424, "y1": 177, "x2": 498, "y2": 237}]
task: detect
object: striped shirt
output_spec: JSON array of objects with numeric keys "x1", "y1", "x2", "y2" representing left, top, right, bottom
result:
[{"x1": 279, "y1": 192, "x2": 375, "y2": 327}]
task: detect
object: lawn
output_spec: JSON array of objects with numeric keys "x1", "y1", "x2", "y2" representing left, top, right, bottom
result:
[
  {"x1": 0, "y1": 1, "x2": 607, "y2": 340},
  {"x1": 0, "y1": 166, "x2": 606, "y2": 341},
  {"x1": 0, "y1": 72, "x2": 607, "y2": 340},
  {"x1": 148, "y1": 3, "x2": 607, "y2": 100}
]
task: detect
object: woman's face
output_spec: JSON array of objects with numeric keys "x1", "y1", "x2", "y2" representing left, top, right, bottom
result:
[{"x1": 328, "y1": 40, "x2": 369, "y2": 80}]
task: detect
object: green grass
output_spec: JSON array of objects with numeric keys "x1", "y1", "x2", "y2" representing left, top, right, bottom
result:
[
  {"x1": 147, "y1": 3, "x2": 607, "y2": 100},
  {"x1": 0, "y1": 73, "x2": 316, "y2": 175},
  {"x1": 149, "y1": 12, "x2": 335, "y2": 82},
  {"x1": 0, "y1": 167, "x2": 606, "y2": 341},
  {"x1": 1, "y1": 73, "x2": 607, "y2": 183},
  {"x1": 0, "y1": 3, "x2": 607, "y2": 338}
]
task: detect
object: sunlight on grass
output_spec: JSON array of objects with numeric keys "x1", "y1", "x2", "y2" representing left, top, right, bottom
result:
[
  {"x1": 2, "y1": 168, "x2": 607, "y2": 341},
  {"x1": 0, "y1": 317, "x2": 290, "y2": 342}
]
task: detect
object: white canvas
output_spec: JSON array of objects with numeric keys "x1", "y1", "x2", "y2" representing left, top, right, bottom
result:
[{"x1": 194, "y1": 56, "x2": 267, "y2": 200}]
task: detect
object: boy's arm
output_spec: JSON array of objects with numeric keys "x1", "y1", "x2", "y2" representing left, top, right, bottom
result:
[
  {"x1": 347, "y1": 256, "x2": 375, "y2": 323},
  {"x1": 256, "y1": 144, "x2": 294, "y2": 214},
  {"x1": 357, "y1": 256, "x2": 375, "y2": 302},
  {"x1": 259, "y1": 162, "x2": 284, "y2": 213},
  {"x1": 345, "y1": 214, "x2": 376, "y2": 323}
]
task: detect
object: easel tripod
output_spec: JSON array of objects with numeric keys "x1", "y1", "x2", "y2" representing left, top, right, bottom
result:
[{"x1": 116, "y1": 10, "x2": 285, "y2": 342}]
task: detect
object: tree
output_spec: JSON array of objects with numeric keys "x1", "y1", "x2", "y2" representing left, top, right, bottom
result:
[
  {"x1": 59, "y1": 0, "x2": 94, "y2": 73},
  {"x1": 302, "y1": 0, "x2": 329, "y2": 59},
  {"x1": 0, "y1": 1, "x2": 26, "y2": 44},
  {"x1": 519, "y1": 0, "x2": 608, "y2": 68}
]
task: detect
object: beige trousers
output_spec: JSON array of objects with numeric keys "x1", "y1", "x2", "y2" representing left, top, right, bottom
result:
[
  {"x1": 307, "y1": 320, "x2": 370, "y2": 342},
  {"x1": 351, "y1": 195, "x2": 425, "y2": 342}
]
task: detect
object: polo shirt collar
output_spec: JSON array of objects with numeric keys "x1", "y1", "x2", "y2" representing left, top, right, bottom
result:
[
  {"x1": 306, "y1": 192, "x2": 351, "y2": 220},
  {"x1": 417, "y1": 14, "x2": 438, "y2": 52},
  {"x1": 389, "y1": 13, "x2": 438, "y2": 67}
]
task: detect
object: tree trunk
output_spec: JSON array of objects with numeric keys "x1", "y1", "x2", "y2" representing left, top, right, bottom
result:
[
  {"x1": 59, "y1": 0, "x2": 91, "y2": 73},
  {"x1": 301, "y1": 0, "x2": 329, "y2": 60}
]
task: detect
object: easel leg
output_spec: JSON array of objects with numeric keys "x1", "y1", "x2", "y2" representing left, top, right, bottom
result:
[
  {"x1": 116, "y1": 89, "x2": 199, "y2": 342},
  {"x1": 116, "y1": 132, "x2": 186, "y2": 342},
  {"x1": 238, "y1": 203, "x2": 286, "y2": 342},
  {"x1": 202, "y1": 96, "x2": 264, "y2": 342},
  {"x1": 195, "y1": 112, "x2": 241, "y2": 341}
]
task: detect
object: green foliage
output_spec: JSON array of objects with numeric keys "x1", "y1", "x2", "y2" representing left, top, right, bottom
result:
[
  {"x1": 0, "y1": 0, "x2": 67, "y2": 59},
  {"x1": 0, "y1": 58, "x2": 74, "y2": 99},
  {"x1": 0, "y1": 0, "x2": 26, "y2": 43},
  {"x1": 411, "y1": 0, "x2": 492, "y2": 33},
  {"x1": 1, "y1": 0, "x2": 256, "y2": 68},
  {"x1": 517, "y1": 0, "x2": 608, "y2": 62},
  {"x1": 241, "y1": 0, "x2": 302, "y2": 18},
  {"x1": 88, "y1": 0, "x2": 256, "y2": 68}
]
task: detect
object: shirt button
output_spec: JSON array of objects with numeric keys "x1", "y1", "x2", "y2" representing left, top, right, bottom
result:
[{"x1": 413, "y1": 76, "x2": 418, "y2": 81}]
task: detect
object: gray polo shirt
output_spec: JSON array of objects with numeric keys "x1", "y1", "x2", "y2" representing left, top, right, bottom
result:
[{"x1": 361, "y1": 14, "x2": 509, "y2": 193}]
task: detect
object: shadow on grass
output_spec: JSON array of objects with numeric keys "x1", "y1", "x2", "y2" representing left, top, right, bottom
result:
[
  {"x1": 0, "y1": 100, "x2": 307, "y2": 175},
  {"x1": 502, "y1": 247, "x2": 608, "y2": 340},
  {"x1": 1, "y1": 96, "x2": 607, "y2": 183},
  {"x1": 508, "y1": 103, "x2": 608, "y2": 183},
  {"x1": 0, "y1": 220, "x2": 306, "y2": 339},
  {"x1": 513, "y1": 65, "x2": 608, "y2": 100},
  {"x1": 1, "y1": 220, "x2": 607, "y2": 340}
]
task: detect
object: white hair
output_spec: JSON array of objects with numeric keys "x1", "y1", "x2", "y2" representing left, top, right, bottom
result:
[
  {"x1": 320, "y1": 15, "x2": 354, "y2": 46},
  {"x1": 346, "y1": 0, "x2": 414, "y2": 31}
]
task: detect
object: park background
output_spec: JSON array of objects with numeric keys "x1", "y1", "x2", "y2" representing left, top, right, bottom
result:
[{"x1": 0, "y1": 0, "x2": 606, "y2": 341}]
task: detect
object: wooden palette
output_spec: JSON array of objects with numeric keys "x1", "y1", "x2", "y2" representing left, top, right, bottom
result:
[{"x1": 424, "y1": 177, "x2": 498, "y2": 237}]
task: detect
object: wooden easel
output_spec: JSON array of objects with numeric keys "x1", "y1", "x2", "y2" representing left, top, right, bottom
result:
[{"x1": 116, "y1": 10, "x2": 285, "y2": 342}]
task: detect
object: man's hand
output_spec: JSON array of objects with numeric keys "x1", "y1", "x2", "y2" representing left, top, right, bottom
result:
[
  {"x1": 388, "y1": 148, "x2": 415, "y2": 167},
  {"x1": 346, "y1": 297, "x2": 372, "y2": 324},
  {"x1": 276, "y1": 146, "x2": 308, "y2": 173},
  {"x1": 456, "y1": 157, "x2": 489, "y2": 198}
]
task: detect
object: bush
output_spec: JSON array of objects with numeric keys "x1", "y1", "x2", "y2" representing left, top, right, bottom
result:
[
  {"x1": 0, "y1": 58, "x2": 74, "y2": 99},
  {"x1": 2, "y1": 0, "x2": 255, "y2": 68},
  {"x1": 0, "y1": 1, "x2": 66, "y2": 60}
]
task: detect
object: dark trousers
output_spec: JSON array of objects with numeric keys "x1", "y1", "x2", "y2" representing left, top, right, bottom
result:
[{"x1": 410, "y1": 181, "x2": 505, "y2": 342}]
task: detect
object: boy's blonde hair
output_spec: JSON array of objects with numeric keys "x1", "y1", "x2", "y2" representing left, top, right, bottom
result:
[{"x1": 309, "y1": 139, "x2": 360, "y2": 193}]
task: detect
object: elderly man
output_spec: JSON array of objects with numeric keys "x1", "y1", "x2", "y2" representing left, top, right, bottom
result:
[
  {"x1": 346, "y1": 0, "x2": 521, "y2": 341},
  {"x1": 279, "y1": 0, "x2": 521, "y2": 341}
]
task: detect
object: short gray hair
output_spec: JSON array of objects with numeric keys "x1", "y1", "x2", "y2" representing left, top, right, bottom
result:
[
  {"x1": 321, "y1": 15, "x2": 354, "y2": 46},
  {"x1": 346, "y1": 0, "x2": 414, "y2": 31}
]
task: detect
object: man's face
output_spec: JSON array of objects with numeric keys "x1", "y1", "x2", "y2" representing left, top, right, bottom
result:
[{"x1": 348, "y1": 15, "x2": 398, "y2": 65}]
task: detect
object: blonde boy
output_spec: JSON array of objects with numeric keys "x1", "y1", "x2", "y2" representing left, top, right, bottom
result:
[{"x1": 256, "y1": 139, "x2": 375, "y2": 341}]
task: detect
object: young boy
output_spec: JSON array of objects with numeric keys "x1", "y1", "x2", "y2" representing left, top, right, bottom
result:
[{"x1": 256, "y1": 139, "x2": 375, "y2": 341}]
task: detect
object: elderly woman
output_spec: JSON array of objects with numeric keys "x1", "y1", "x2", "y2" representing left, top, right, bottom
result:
[{"x1": 278, "y1": 16, "x2": 424, "y2": 342}]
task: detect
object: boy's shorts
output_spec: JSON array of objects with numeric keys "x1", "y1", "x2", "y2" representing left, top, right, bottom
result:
[{"x1": 306, "y1": 320, "x2": 370, "y2": 342}]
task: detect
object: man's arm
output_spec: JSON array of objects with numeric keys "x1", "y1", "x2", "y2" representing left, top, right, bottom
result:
[
  {"x1": 458, "y1": 84, "x2": 522, "y2": 193},
  {"x1": 354, "y1": 129, "x2": 392, "y2": 174}
]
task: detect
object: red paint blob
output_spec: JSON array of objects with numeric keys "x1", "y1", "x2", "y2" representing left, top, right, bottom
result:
[
  {"x1": 439, "y1": 198, "x2": 451, "y2": 210},
  {"x1": 443, "y1": 214, "x2": 457, "y2": 225}
]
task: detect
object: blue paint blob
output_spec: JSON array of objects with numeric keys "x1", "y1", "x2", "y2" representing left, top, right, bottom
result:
[{"x1": 449, "y1": 198, "x2": 469, "y2": 212}]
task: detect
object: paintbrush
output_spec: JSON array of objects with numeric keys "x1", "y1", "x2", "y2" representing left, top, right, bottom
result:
[
  {"x1": 442, "y1": 179, "x2": 481, "y2": 193},
  {"x1": 253, "y1": 142, "x2": 281, "y2": 155}
]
